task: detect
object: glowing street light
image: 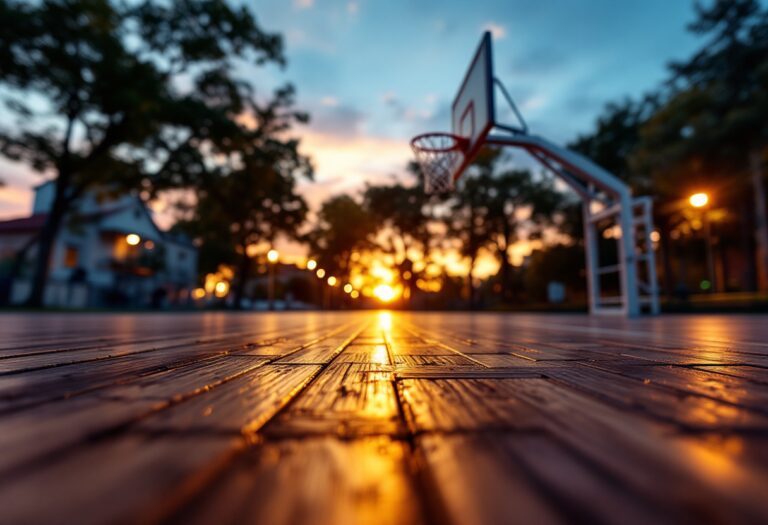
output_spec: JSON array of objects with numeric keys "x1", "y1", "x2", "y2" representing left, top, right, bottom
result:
[
  {"x1": 126, "y1": 233, "x2": 141, "y2": 246},
  {"x1": 316, "y1": 268, "x2": 326, "y2": 279},
  {"x1": 307, "y1": 259, "x2": 317, "y2": 271},
  {"x1": 343, "y1": 283, "x2": 353, "y2": 294},
  {"x1": 373, "y1": 284, "x2": 396, "y2": 302},
  {"x1": 267, "y1": 249, "x2": 279, "y2": 310},
  {"x1": 688, "y1": 192, "x2": 716, "y2": 291},
  {"x1": 350, "y1": 290, "x2": 360, "y2": 299},
  {"x1": 689, "y1": 192, "x2": 709, "y2": 208},
  {"x1": 327, "y1": 276, "x2": 337, "y2": 286}
]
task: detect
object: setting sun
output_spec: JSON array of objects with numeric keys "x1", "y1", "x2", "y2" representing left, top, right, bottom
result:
[{"x1": 373, "y1": 284, "x2": 396, "y2": 302}]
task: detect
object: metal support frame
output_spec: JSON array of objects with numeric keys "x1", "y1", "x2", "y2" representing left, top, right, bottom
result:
[{"x1": 485, "y1": 133, "x2": 660, "y2": 317}]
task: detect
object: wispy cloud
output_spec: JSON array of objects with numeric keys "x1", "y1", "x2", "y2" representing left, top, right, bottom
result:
[
  {"x1": 296, "y1": 130, "x2": 411, "y2": 208},
  {"x1": 293, "y1": 0, "x2": 314, "y2": 10},
  {"x1": 482, "y1": 22, "x2": 506, "y2": 39},
  {"x1": 320, "y1": 96, "x2": 339, "y2": 107}
]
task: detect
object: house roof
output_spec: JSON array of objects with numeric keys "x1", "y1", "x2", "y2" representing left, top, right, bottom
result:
[
  {"x1": 0, "y1": 200, "x2": 193, "y2": 251},
  {"x1": 0, "y1": 214, "x2": 49, "y2": 234}
]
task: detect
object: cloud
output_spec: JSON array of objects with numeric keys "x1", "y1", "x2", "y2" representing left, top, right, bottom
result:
[
  {"x1": 0, "y1": 183, "x2": 34, "y2": 219},
  {"x1": 320, "y1": 96, "x2": 339, "y2": 107},
  {"x1": 309, "y1": 104, "x2": 367, "y2": 138},
  {"x1": 382, "y1": 92, "x2": 436, "y2": 123},
  {"x1": 294, "y1": 0, "x2": 314, "y2": 9},
  {"x1": 285, "y1": 28, "x2": 336, "y2": 54},
  {"x1": 482, "y1": 22, "x2": 507, "y2": 39},
  {"x1": 296, "y1": 130, "x2": 412, "y2": 210}
]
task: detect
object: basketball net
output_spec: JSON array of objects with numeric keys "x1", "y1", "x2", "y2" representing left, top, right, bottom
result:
[{"x1": 410, "y1": 133, "x2": 468, "y2": 194}]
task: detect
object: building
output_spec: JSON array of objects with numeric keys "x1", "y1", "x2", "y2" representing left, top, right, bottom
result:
[{"x1": 0, "y1": 182, "x2": 198, "y2": 308}]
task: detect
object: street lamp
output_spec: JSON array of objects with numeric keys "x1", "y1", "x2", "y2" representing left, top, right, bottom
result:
[
  {"x1": 307, "y1": 259, "x2": 317, "y2": 271},
  {"x1": 688, "y1": 192, "x2": 715, "y2": 292},
  {"x1": 126, "y1": 233, "x2": 141, "y2": 246},
  {"x1": 689, "y1": 192, "x2": 709, "y2": 208},
  {"x1": 316, "y1": 268, "x2": 326, "y2": 279},
  {"x1": 327, "y1": 276, "x2": 337, "y2": 287},
  {"x1": 267, "y1": 249, "x2": 278, "y2": 310}
]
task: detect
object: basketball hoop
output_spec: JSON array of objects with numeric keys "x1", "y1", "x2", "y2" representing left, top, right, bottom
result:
[{"x1": 410, "y1": 132, "x2": 469, "y2": 194}]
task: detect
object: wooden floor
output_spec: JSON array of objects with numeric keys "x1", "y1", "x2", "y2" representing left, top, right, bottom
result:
[{"x1": 2, "y1": 311, "x2": 768, "y2": 524}]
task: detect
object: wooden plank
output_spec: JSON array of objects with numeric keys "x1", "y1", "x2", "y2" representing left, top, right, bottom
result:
[
  {"x1": 0, "y1": 356, "x2": 269, "y2": 474},
  {"x1": 137, "y1": 364, "x2": 322, "y2": 434},
  {"x1": 265, "y1": 363, "x2": 402, "y2": 437},
  {"x1": 0, "y1": 433, "x2": 241, "y2": 525},
  {"x1": 546, "y1": 366, "x2": 768, "y2": 430},
  {"x1": 416, "y1": 434, "x2": 563, "y2": 525},
  {"x1": 465, "y1": 353, "x2": 559, "y2": 368},
  {"x1": 399, "y1": 378, "x2": 544, "y2": 432},
  {"x1": 509, "y1": 378, "x2": 768, "y2": 521},
  {"x1": 168, "y1": 437, "x2": 427, "y2": 525},
  {"x1": 335, "y1": 344, "x2": 391, "y2": 365},
  {"x1": 393, "y1": 354, "x2": 480, "y2": 367},
  {"x1": 395, "y1": 368, "x2": 548, "y2": 380},
  {"x1": 417, "y1": 433, "x2": 664, "y2": 525},
  {"x1": 587, "y1": 363, "x2": 768, "y2": 413},
  {"x1": 693, "y1": 364, "x2": 768, "y2": 385}
]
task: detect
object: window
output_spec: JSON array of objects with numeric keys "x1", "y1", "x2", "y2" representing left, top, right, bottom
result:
[{"x1": 64, "y1": 246, "x2": 79, "y2": 268}]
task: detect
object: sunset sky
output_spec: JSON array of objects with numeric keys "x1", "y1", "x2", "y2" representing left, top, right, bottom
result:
[{"x1": 0, "y1": 0, "x2": 702, "y2": 236}]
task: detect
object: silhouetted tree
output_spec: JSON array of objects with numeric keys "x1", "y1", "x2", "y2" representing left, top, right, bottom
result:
[
  {"x1": 363, "y1": 165, "x2": 436, "y2": 304},
  {"x1": 305, "y1": 195, "x2": 375, "y2": 286},
  {"x1": 0, "y1": 0, "x2": 283, "y2": 306},
  {"x1": 632, "y1": 0, "x2": 768, "y2": 290},
  {"x1": 174, "y1": 87, "x2": 311, "y2": 308}
]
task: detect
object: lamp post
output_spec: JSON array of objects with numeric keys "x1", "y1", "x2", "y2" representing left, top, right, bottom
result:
[
  {"x1": 689, "y1": 193, "x2": 716, "y2": 292},
  {"x1": 267, "y1": 249, "x2": 278, "y2": 310}
]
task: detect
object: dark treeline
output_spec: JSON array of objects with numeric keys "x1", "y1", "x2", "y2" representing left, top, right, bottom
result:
[{"x1": 1, "y1": 0, "x2": 766, "y2": 310}]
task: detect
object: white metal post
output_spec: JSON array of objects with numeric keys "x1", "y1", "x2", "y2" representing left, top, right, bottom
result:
[
  {"x1": 582, "y1": 199, "x2": 600, "y2": 315},
  {"x1": 617, "y1": 191, "x2": 640, "y2": 317}
]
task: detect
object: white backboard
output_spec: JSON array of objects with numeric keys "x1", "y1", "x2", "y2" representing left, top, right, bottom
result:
[{"x1": 451, "y1": 31, "x2": 495, "y2": 180}]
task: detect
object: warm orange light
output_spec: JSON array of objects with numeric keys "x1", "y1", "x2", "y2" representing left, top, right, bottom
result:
[
  {"x1": 373, "y1": 284, "x2": 396, "y2": 302},
  {"x1": 327, "y1": 276, "x2": 337, "y2": 286},
  {"x1": 214, "y1": 281, "x2": 229, "y2": 297},
  {"x1": 307, "y1": 259, "x2": 317, "y2": 271},
  {"x1": 317, "y1": 269, "x2": 326, "y2": 279},
  {"x1": 689, "y1": 192, "x2": 709, "y2": 208},
  {"x1": 343, "y1": 283, "x2": 353, "y2": 294},
  {"x1": 192, "y1": 288, "x2": 206, "y2": 299},
  {"x1": 126, "y1": 234, "x2": 141, "y2": 246},
  {"x1": 267, "y1": 249, "x2": 279, "y2": 263},
  {"x1": 350, "y1": 290, "x2": 360, "y2": 299}
]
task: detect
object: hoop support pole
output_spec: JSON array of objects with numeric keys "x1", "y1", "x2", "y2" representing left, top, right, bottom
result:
[{"x1": 484, "y1": 132, "x2": 656, "y2": 318}]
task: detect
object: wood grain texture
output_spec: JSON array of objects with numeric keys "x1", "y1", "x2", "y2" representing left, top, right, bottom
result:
[{"x1": 2, "y1": 311, "x2": 768, "y2": 524}]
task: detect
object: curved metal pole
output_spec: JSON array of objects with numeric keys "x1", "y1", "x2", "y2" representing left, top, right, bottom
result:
[{"x1": 485, "y1": 133, "x2": 643, "y2": 317}]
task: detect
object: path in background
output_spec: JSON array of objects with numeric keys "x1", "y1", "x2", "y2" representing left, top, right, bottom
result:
[{"x1": 1, "y1": 311, "x2": 768, "y2": 524}]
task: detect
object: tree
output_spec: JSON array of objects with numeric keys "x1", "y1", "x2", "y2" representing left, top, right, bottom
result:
[
  {"x1": 0, "y1": 0, "x2": 283, "y2": 306},
  {"x1": 569, "y1": 98, "x2": 658, "y2": 193},
  {"x1": 305, "y1": 195, "x2": 375, "y2": 287},
  {"x1": 173, "y1": 83, "x2": 311, "y2": 309},
  {"x1": 480, "y1": 169, "x2": 561, "y2": 302},
  {"x1": 445, "y1": 148, "x2": 562, "y2": 307},
  {"x1": 632, "y1": 0, "x2": 768, "y2": 290},
  {"x1": 363, "y1": 164, "x2": 436, "y2": 304}
]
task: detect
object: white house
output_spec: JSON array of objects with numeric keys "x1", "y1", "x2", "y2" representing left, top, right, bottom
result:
[{"x1": 0, "y1": 182, "x2": 198, "y2": 308}]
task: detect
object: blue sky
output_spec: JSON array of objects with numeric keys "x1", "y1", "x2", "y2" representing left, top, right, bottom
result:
[
  {"x1": 247, "y1": 0, "x2": 703, "y2": 202},
  {"x1": 1, "y1": 0, "x2": 704, "y2": 220}
]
